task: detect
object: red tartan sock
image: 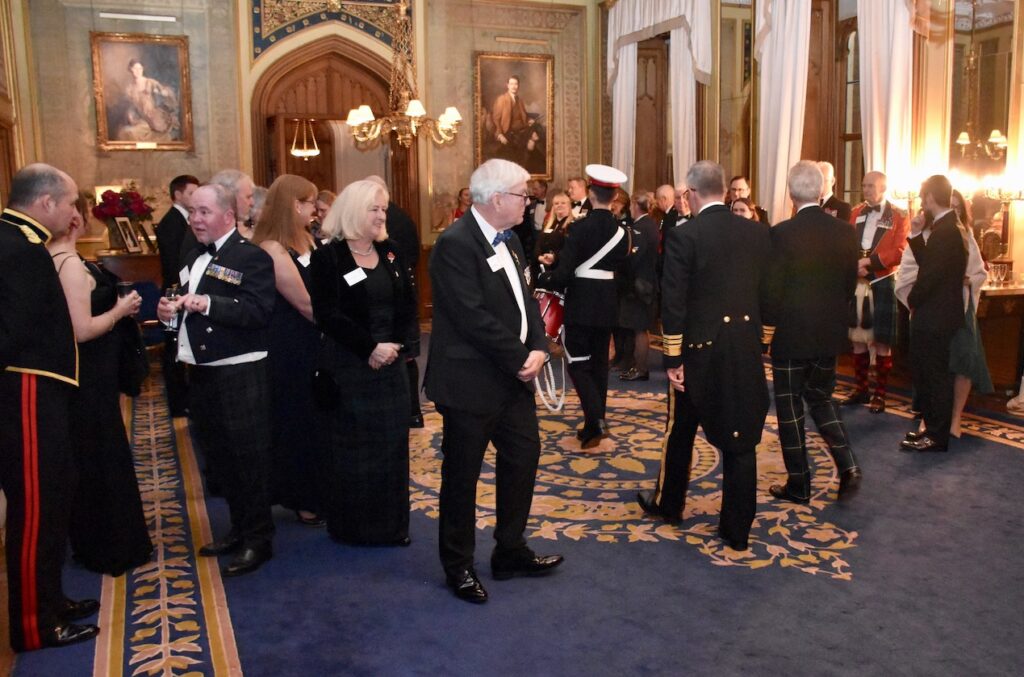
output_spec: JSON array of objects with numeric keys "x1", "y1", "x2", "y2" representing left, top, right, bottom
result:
[
  {"x1": 874, "y1": 354, "x2": 893, "y2": 399},
  {"x1": 852, "y1": 351, "x2": 870, "y2": 394}
]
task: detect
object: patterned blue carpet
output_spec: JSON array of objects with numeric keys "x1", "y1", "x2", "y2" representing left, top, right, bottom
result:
[{"x1": 12, "y1": 353, "x2": 1024, "y2": 676}]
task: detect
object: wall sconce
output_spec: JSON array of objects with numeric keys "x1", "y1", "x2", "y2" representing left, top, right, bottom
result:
[{"x1": 956, "y1": 128, "x2": 1008, "y2": 161}]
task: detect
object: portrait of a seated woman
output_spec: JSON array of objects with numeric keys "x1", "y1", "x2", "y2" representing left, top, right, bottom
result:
[{"x1": 116, "y1": 58, "x2": 180, "y2": 142}]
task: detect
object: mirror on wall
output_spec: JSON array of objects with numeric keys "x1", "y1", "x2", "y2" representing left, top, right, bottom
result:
[
  {"x1": 950, "y1": 0, "x2": 1015, "y2": 176},
  {"x1": 719, "y1": 1, "x2": 754, "y2": 181}
]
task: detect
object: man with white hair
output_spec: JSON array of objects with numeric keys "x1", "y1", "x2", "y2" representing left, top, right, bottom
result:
[
  {"x1": 426, "y1": 159, "x2": 563, "y2": 604},
  {"x1": 764, "y1": 160, "x2": 862, "y2": 504},
  {"x1": 817, "y1": 161, "x2": 852, "y2": 222}
]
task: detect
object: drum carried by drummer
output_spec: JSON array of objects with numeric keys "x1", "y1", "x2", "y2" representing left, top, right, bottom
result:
[{"x1": 536, "y1": 164, "x2": 632, "y2": 448}]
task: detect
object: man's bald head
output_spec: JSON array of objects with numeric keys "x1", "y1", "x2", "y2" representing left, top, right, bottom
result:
[
  {"x1": 862, "y1": 171, "x2": 887, "y2": 205},
  {"x1": 655, "y1": 184, "x2": 674, "y2": 213}
]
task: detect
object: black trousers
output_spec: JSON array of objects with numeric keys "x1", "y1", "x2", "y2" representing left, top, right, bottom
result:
[
  {"x1": 189, "y1": 360, "x2": 274, "y2": 550},
  {"x1": 564, "y1": 324, "x2": 612, "y2": 437},
  {"x1": 0, "y1": 372, "x2": 73, "y2": 651},
  {"x1": 611, "y1": 327, "x2": 634, "y2": 368},
  {"x1": 162, "y1": 331, "x2": 189, "y2": 415},
  {"x1": 771, "y1": 356, "x2": 857, "y2": 499},
  {"x1": 406, "y1": 358, "x2": 422, "y2": 417},
  {"x1": 437, "y1": 389, "x2": 540, "y2": 576},
  {"x1": 909, "y1": 325, "x2": 956, "y2": 446}
]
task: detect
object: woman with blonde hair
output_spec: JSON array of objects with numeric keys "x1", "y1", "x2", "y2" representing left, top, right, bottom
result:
[
  {"x1": 252, "y1": 174, "x2": 325, "y2": 526},
  {"x1": 532, "y1": 189, "x2": 574, "y2": 284},
  {"x1": 310, "y1": 179, "x2": 417, "y2": 545}
]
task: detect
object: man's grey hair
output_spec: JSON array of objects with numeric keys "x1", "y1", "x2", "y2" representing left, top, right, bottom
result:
[
  {"x1": 685, "y1": 161, "x2": 726, "y2": 199},
  {"x1": 632, "y1": 190, "x2": 652, "y2": 213},
  {"x1": 788, "y1": 161, "x2": 825, "y2": 204},
  {"x1": 8, "y1": 163, "x2": 72, "y2": 209},
  {"x1": 198, "y1": 183, "x2": 236, "y2": 216},
  {"x1": 208, "y1": 169, "x2": 252, "y2": 209},
  {"x1": 816, "y1": 161, "x2": 836, "y2": 184},
  {"x1": 469, "y1": 159, "x2": 530, "y2": 204}
]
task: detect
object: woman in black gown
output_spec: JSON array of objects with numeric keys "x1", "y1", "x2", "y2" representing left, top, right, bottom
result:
[
  {"x1": 251, "y1": 174, "x2": 326, "y2": 526},
  {"x1": 532, "y1": 190, "x2": 574, "y2": 285},
  {"x1": 47, "y1": 198, "x2": 153, "y2": 576},
  {"x1": 309, "y1": 179, "x2": 417, "y2": 545}
]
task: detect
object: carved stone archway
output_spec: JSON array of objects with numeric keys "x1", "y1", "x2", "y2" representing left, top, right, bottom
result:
[{"x1": 250, "y1": 35, "x2": 419, "y2": 222}]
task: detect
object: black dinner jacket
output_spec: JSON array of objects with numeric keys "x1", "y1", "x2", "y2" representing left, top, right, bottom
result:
[
  {"x1": 536, "y1": 209, "x2": 631, "y2": 327},
  {"x1": 764, "y1": 205, "x2": 859, "y2": 360},
  {"x1": 155, "y1": 205, "x2": 189, "y2": 290},
  {"x1": 178, "y1": 230, "x2": 275, "y2": 364},
  {"x1": 821, "y1": 194, "x2": 852, "y2": 223},
  {"x1": 661, "y1": 204, "x2": 771, "y2": 369},
  {"x1": 309, "y1": 238, "x2": 417, "y2": 360},
  {"x1": 425, "y1": 210, "x2": 547, "y2": 415},
  {"x1": 906, "y1": 210, "x2": 967, "y2": 333}
]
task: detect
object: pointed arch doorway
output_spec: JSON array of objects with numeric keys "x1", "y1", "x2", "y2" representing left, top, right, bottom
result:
[{"x1": 250, "y1": 35, "x2": 420, "y2": 225}]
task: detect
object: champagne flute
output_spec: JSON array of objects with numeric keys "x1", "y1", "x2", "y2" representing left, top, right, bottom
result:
[{"x1": 164, "y1": 284, "x2": 180, "y2": 331}]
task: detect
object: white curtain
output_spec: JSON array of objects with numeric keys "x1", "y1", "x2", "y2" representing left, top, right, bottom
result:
[
  {"x1": 755, "y1": 0, "x2": 811, "y2": 223},
  {"x1": 608, "y1": 0, "x2": 711, "y2": 188},
  {"x1": 858, "y1": 0, "x2": 915, "y2": 180}
]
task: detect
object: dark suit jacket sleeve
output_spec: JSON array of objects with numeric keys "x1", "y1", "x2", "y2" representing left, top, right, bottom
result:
[
  {"x1": 206, "y1": 246, "x2": 276, "y2": 329},
  {"x1": 907, "y1": 225, "x2": 967, "y2": 310},
  {"x1": 430, "y1": 233, "x2": 535, "y2": 375},
  {"x1": 660, "y1": 225, "x2": 692, "y2": 368},
  {"x1": 538, "y1": 220, "x2": 583, "y2": 291},
  {"x1": 762, "y1": 224, "x2": 787, "y2": 327},
  {"x1": 309, "y1": 244, "x2": 379, "y2": 360}
]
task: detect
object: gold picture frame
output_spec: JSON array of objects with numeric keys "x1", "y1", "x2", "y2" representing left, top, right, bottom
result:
[
  {"x1": 90, "y1": 32, "x2": 194, "y2": 151},
  {"x1": 474, "y1": 52, "x2": 553, "y2": 180},
  {"x1": 114, "y1": 216, "x2": 142, "y2": 253}
]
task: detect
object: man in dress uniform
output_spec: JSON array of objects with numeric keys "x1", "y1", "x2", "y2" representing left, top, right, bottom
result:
[
  {"x1": 818, "y1": 161, "x2": 853, "y2": 222},
  {"x1": 0, "y1": 163, "x2": 100, "y2": 650},
  {"x1": 179, "y1": 169, "x2": 256, "y2": 258},
  {"x1": 538, "y1": 165, "x2": 632, "y2": 448},
  {"x1": 895, "y1": 175, "x2": 967, "y2": 453},
  {"x1": 157, "y1": 183, "x2": 276, "y2": 576},
  {"x1": 636, "y1": 161, "x2": 771, "y2": 550},
  {"x1": 764, "y1": 161, "x2": 862, "y2": 504},
  {"x1": 426, "y1": 159, "x2": 562, "y2": 604},
  {"x1": 156, "y1": 174, "x2": 199, "y2": 417},
  {"x1": 838, "y1": 170, "x2": 909, "y2": 413}
]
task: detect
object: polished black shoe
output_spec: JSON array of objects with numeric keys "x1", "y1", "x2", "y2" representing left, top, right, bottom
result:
[
  {"x1": 619, "y1": 367, "x2": 649, "y2": 382},
  {"x1": 198, "y1": 536, "x2": 242, "y2": 557},
  {"x1": 837, "y1": 467, "x2": 863, "y2": 500},
  {"x1": 295, "y1": 511, "x2": 326, "y2": 527},
  {"x1": 768, "y1": 484, "x2": 810, "y2": 504},
  {"x1": 491, "y1": 551, "x2": 564, "y2": 580},
  {"x1": 42, "y1": 623, "x2": 99, "y2": 649},
  {"x1": 868, "y1": 395, "x2": 886, "y2": 413},
  {"x1": 636, "y1": 490, "x2": 680, "y2": 525},
  {"x1": 717, "y1": 528, "x2": 749, "y2": 551},
  {"x1": 221, "y1": 547, "x2": 272, "y2": 577},
  {"x1": 580, "y1": 431, "x2": 604, "y2": 449},
  {"x1": 410, "y1": 413, "x2": 425, "y2": 429},
  {"x1": 899, "y1": 435, "x2": 947, "y2": 453},
  {"x1": 61, "y1": 598, "x2": 99, "y2": 622},
  {"x1": 904, "y1": 429, "x2": 926, "y2": 442},
  {"x1": 446, "y1": 569, "x2": 488, "y2": 603},
  {"x1": 839, "y1": 390, "x2": 870, "y2": 406}
]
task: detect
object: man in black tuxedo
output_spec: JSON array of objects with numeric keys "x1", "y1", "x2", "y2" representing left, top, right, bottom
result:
[
  {"x1": 898, "y1": 175, "x2": 967, "y2": 452},
  {"x1": 426, "y1": 159, "x2": 563, "y2": 604},
  {"x1": 818, "y1": 161, "x2": 853, "y2": 222},
  {"x1": 729, "y1": 175, "x2": 771, "y2": 225},
  {"x1": 567, "y1": 176, "x2": 591, "y2": 219},
  {"x1": 537, "y1": 164, "x2": 632, "y2": 448},
  {"x1": 157, "y1": 183, "x2": 276, "y2": 576},
  {"x1": 636, "y1": 161, "x2": 771, "y2": 550},
  {"x1": 155, "y1": 174, "x2": 199, "y2": 417},
  {"x1": 764, "y1": 161, "x2": 862, "y2": 504}
]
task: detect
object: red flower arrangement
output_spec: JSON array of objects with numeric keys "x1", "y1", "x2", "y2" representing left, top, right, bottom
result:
[{"x1": 91, "y1": 187, "x2": 154, "y2": 222}]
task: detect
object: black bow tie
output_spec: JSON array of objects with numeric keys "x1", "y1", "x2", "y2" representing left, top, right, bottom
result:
[
  {"x1": 572, "y1": 200, "x2": 583, "y2": 208},
  {"x1": 196, "y1": 242, "x2": 217, "y2": 256},
  {"x1": 865, "y1": 204, "x2": 882, "y2": 214}
]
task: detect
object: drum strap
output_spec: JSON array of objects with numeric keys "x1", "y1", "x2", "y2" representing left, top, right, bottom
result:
[{"x1": 575, "y1": 227, "x2": 624, "y2": 280}]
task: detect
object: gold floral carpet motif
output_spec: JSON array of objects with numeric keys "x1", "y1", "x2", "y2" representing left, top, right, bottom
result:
[{"x1": 410, "y1": 389, "x2": 861, "y2": 581}]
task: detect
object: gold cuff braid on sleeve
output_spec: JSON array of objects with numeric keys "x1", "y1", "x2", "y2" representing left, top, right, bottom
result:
[
  {"x1": 761, "y1": 325, "x2": 776, "y2": 345},
  {"x1": 663, "y1": 333, "x2": 683, "y2": 358}
]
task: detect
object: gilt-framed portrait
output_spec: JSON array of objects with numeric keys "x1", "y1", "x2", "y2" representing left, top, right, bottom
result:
[
  {"x1": 474, "y1": 52, "x2": 553, "y2": 179},
  {"x1": 90, "y1": 32, "x2": 194, "y2": 151}
]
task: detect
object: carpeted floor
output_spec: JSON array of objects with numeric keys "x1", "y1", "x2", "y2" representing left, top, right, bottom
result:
[{"x1": 12, "y1": 350, "x2": 1024, "y2": 676}]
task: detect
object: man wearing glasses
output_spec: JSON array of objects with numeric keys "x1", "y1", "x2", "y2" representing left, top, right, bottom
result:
[{"x1": 537, "y1": 164, "x2": 632, "y2": 448}]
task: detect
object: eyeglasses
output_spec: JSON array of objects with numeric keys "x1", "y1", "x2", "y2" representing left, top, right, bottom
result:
[{"x1": 500, "y1": 191, "x2": 531, "y2": 202}]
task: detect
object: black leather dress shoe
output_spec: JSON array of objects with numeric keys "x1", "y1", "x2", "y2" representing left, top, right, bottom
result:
[
  {"x1": 447, "y1": 569, "x2": 488, "y2": 603},
  {"x1": 619, "y1": 367, "x2": 649, "y2": 381},
  {"x1": 838, "y1": 390, "x2": 870, "y2": 406},
  {"x1": 636, "y1": 490, "x2": 680, "y2": 525},
  {"x1": 899, "y1": 435, "x2": 947, "y2": 453},
  {"x1": 904, "y1": 429, "x2": 925, "y2": 442},
  {"x1": 580, "y1": 431, "x2": 603, "y2": 449},
  {"x1": 410, "y1": 413, "x2": 425, "y2": 429},
  {"x1": 198, "y1": 536, "x2": 242, "y2": 557},
  {"x1": 61, "y1": 598, "x2": 99, "y2": 622},
  {"x1": 42, "y1": 623, "x2": 99, "y2": 649},
  {"x1": 491, "y1": 552, "x2": 564, "y2": 580},
  {"x1": 768, "y1": 484, "x2": 810, "y2": 504},
  {"x1": 717, "y1": 528, "x2": 749, "y2": 551},
  {"x1": 868, "y1": 395, "x2": 886, "y2": 413},
  {"x1": 221, "y1": 547, "x2": 272, "y2": 577},
  {"x1": 837, "y1": 467, "x2": 862, "y2": 500}
]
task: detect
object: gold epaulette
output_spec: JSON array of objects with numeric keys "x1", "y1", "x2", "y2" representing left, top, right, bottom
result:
[
  {"x1": 17, "y1": 224, "x2": 42, "y2": 245},
  {"x1": 761, "y1": 325, "x2": 776, "y2": 345},
  {"x1": 663, "y1": 333, "x2": 683, "y2": 357}
]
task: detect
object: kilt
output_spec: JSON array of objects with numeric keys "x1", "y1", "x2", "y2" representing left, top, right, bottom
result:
[{"x1": 850, "y1": 276, "x2": 898, "y2": 346}]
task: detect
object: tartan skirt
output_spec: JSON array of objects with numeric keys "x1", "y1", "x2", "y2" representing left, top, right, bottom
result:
[{"x1": 850, "y1": 276, "x2": 898, "y2": 346}]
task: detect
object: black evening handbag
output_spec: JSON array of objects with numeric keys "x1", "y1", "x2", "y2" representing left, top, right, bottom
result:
[{"x1": 116, "y1": 317, "x2": 150, "y2": 396}]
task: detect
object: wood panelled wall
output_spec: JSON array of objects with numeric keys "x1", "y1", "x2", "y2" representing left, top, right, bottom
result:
[
  {"x1": 802, "y1": 0, "x2": 845, "y2": 192},
  {"x1": 634, "y1": 36, "x2": 670, "y2": 191}
]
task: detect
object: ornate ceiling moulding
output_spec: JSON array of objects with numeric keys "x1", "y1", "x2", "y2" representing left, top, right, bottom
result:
[{"x1": 253, "y1": 1, "x2": 402, "y2": 60}]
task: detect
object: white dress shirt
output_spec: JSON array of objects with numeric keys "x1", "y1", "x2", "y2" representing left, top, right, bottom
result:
[
  {"x1": 472, "y1": 206, "x2": 528, "y2": 343},
  {"x1": 860, "y1": 200, "x2": 887, "y2": 250}
]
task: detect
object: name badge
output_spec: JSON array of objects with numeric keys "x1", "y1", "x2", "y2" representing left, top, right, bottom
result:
[
  {"x1": 205, "y1": 263, "x2": 243, "y2": 285},
  {"x1": 855, "y1": 215, "x2": 867, "y2": 224},
  {"x1": 179, "y1": 266, "x2": 190, "y2": 287},
  {"x1": 487, "y1": 254, "x2": 503, "y2": 273},
  {"x1": 344, "y1": 267, "x2": 368, "y2": 286}
]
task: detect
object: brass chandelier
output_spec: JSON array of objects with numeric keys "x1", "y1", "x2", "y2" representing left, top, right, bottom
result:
[{"x1": 344, "y1": 1, "x2": 461, "y2": 149}]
